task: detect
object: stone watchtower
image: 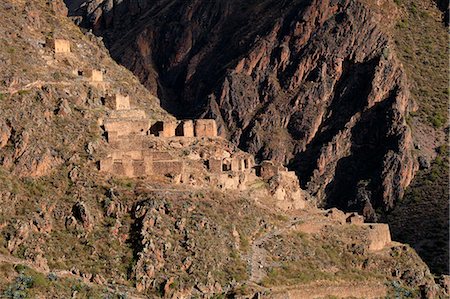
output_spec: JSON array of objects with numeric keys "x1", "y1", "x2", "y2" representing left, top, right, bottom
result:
[
  {"x1": 46, "y1": 38, "x2": 71, "y2": 54},
  {"x1": 103, "y1": 93, "x2": 150, "y2": 142},
  {"x1": 105, "y1": 94, "x2": 130, "y2": 110},
  {"x1": 87, "y1": 70, "x2": 103, "y2": 82},
  {"x1": 194, "y1": 120, "x2": 218, "y2": 137}
]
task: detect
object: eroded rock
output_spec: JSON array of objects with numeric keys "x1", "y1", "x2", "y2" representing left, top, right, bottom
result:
[{"x1": 72, "y1": 201, "x2": 92, "y2": 230}]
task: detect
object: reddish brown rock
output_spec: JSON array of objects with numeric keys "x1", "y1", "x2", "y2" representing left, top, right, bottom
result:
[
  {"x1": 72, "y1": 201, "x2": 93, "y2": 230},
  {"x1": 0, "y1": 121, "x2": 11, "y2": 149},
  {"x1": 50, "y1": 0, "x2": 68, "y2": 16},
  {"x1": 13, "y1": 149, "x2": 63, "y2": 178}
]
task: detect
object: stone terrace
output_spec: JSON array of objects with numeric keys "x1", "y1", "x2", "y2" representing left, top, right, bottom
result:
[{"x1": 99, "y1": 93, "x2": 261, "y2": 190}]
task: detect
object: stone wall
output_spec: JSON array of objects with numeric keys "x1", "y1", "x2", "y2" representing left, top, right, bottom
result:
[
  {"x1": 365, "y1": 224, "x2": 391, "y2": 251},
  {"x1": 194, "y1": 119, "x2": 217, "y2": 137},
  {"x1": 256, "y1": 161, "x2": 278, "y2": 180},
  {"x1": 107, "y1": 134, "x2": 145, "y2": 148},
  {"x1": 150, "y1": 151, "x2": 174, "y2": 161},
  {"x1": 208, "y1": 159, "x2": 222, "y2": 173},
  {"x1": 104, "y1": 119, "x2": 150, "y2": 138},
  {"x1": 87, "y1": 69, "x2": 103, "y2": 82},
  {"x1": 100, "y1": 150, "x2": 184, "y2": 178},
  {"x1": 176, "y1": 120, "x2": 194, "y2": 137},
  {"x1": 109, "y1": 109, "x2": 147, "y2": 120},
  {"x1": 161, "y1": 121, "x2": 177, "y2": 138},
  {"x1": 151, "y1": 119, "x2": 216, "y2": 138},
  {"x1": 153, "y1": 161, "x2": 184, "y2": 176},
  {"x1": 105, "y1": 94, "x2": 130, "y2": 110},
  {"x1": 47, "y1": 38, "x2": 71, "y2": 53}
]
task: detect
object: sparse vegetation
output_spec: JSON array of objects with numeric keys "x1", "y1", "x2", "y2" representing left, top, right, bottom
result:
[
  {"x1": 428, "y1": 112, "x2": 446, "y2": 128},
  {"x1": 393, "y1": 0, "x2": 448, "y2": 127},
  {"x1": 17, "y1": 90, "x2": 30, "y2": 96},
  {"x1": 387, "y1": 145, "x2": 449, "y2": 274}
]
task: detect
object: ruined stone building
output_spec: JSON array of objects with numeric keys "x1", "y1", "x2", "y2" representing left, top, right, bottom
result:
[
  {"x1": 98, "y1": 92, "x2": 308, "y2": 210},
  {"x1": 99, "y1": 93, "x2": 229, "y2": 179},
  {"x1": 47, "y1": 38, "x2": 71, "y2": 53},
  {"x1": 87, "y1": 69, "x2": 103, "y2": 82}
]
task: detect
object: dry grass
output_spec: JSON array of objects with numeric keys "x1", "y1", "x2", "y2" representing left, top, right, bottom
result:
[
  {"x1": 386, "y1": 144, "x2": 449, "y2": 275},
  {"x1": 392, "y1": 0, "x2": 448, "y2": 128}
]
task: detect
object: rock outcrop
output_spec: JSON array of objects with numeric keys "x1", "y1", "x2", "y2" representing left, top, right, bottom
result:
[{"x1": 71, "y1": 0, "x2": 417, "y2": 216}]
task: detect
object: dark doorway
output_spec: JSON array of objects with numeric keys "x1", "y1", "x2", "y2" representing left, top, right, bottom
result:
[{"x1": 150, "y1": 121, "x2": 163, "y2": 136}]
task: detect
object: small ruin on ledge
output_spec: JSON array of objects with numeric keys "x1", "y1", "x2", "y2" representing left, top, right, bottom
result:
[{"x1": 46, "y1": 38, "x2": 71, "y2": 54}]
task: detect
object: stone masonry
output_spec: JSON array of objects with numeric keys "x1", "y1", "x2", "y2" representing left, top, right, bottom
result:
[
  {"x1": 87, "y1": 69, "x2": 103, "y2": 82},
  {"x1": 47, "y1": 38, "x2": 71, "y2": 53},
  {"x1": 194, "y1": 119, "x2": 217, "y2": 137},
  {"x1": 99, "y1": 93, "x2": 302, "y2": 190},
  {"x1": 99, "y1": 93, "x2": 222, "y2": 179},
  {"x1": 105, "y1": 93, "x2": 130, "y2": 110}
]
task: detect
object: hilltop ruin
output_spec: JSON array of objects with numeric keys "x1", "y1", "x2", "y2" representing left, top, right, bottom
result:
[
  {"x1": 97, "y1": 92, "x2": 308, "y2": 210},
  {"x1": 99, "y1": 93, "x2": 254, "y2": 179}
]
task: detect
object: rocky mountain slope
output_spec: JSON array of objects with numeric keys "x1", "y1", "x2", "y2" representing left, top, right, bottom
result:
[
  {"x1": 0, "y1": 0, "x2": 447, "y2": 298},
  {"x1": 70, "y1": 0, "x2": 449, "y2": 275}
]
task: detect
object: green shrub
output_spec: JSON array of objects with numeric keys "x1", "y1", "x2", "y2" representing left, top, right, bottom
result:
[
  {"x1": 17, "y1": 90, "x2": 30, "y2": 96},
  {"x1": 3, "y1": 274, "x2": 33, "y2": 298},
  {"x1": 428, "y1": 113, "x2": 445, "y2": 128},
  {"x1": 52, "y1": 72, "x2": 62, "y2": 80},
  {"x1": 396, "y1": 19, "x2": 408, "y2": 29},
  {"x1": 409, "y1": 3, "x2": 417, "y2": 14}
]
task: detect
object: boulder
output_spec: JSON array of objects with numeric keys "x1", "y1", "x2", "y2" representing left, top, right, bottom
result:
[
  {"x1": 418, "y1": 156, "x2": 431, "y2": 170},
  {"x1": 72, "y1": 202, "x2": 92, "y2": 230},
  {"x1": 0, "y1": 121, "x2": 11, "y2": 149}
]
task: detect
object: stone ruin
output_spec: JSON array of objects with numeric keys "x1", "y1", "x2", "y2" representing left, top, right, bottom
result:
[
  {"x1": 95, "y1": 91, "x2": 398, "y2": 247},
  {"x1": 46, "y1": 38, "x2": 70, "y2": 54},
  {"x1": 98, "y1": 92, "x2": 308, "y2": 209},
  {"x1": 149, "y1": 119, "x2": 217, "y2": 138},
  {"x1": 323, "y1": 208, "x2": 392, "y2": 251},
  {"x1": 86, "y1": 69, "x2": 109, "y2": 90},
  {"x1": 105, "y1": 93, "x2": 130, "y2": 110},
  {"x1": 256, "y1": 160, "x2": 291, "y2": 180},
  {"x1": 364, "y1": 223, "x2": 391, "y2": 251},
  {"x1": 207, "y1": 154, "x2": 255, "y2": 174},
  {"x1": 87, "y1": 69, "x2": 103, "y2": 82},
  {"x1": 71, "y1": 68, "x2": 109, "y2": 90},
  {"x1": 99, "y1": 93, "x2": 220, "y2": 179},
  {"x1": 100, "y1": 150, "x2": 183, "y2": 178},
  {"x1": 194, "y1": 119, "x2": 217, "y2": 137}
]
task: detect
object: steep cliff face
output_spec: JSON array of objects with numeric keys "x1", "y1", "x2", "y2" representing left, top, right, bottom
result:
[{"x1": 71, "y1": 0, "x2": 417, "y2": 216}]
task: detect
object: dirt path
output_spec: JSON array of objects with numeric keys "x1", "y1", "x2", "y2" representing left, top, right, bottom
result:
[
  {"x1": 1, "y1": 80, "x2": 76, "y2": 95},
  {"x1": 268, "y1": 280, "x2": 387, "y2": 299},
  {"x1": 248, "y1": 218, "x2": 303, "y2": 283},
  {"x1": 246, "y1": 214, "x2": 388, "y2": 298}
]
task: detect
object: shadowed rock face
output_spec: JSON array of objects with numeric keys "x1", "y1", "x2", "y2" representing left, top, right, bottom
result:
[{"x1": 68, "y1": 0, "x2": 417, "y2": 215}]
